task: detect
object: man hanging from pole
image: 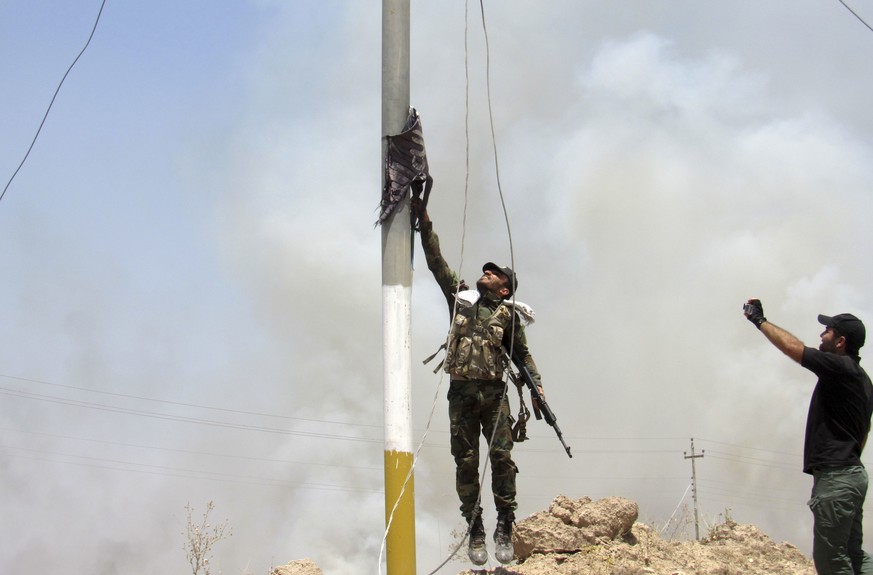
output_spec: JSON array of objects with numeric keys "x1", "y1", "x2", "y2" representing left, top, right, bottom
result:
[{"x1": 411, "y1": 195, "x2": 544, "y2": 566}]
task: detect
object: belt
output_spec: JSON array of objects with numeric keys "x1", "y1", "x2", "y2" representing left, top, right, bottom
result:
[{"x1": 451, "y1": 377, "x2": 503, "y2": 385}]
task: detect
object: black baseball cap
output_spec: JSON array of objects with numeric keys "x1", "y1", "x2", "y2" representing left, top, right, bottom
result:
[
  {"x1": 818, "y1": 313, "x2": 866, "y2": 353},
  {"x1": 483, "y1": 262, "x2": 518, "y2": 296}
]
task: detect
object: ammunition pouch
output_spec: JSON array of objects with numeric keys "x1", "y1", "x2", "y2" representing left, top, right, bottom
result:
[{"x1": 443, "y1": 303, "x2": 511, "y2": 381}]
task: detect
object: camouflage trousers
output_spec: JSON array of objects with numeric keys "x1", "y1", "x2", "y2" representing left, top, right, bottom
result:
[
  {"x1": 447, "y1": 379, "x2": 518, "y2": 520},
  {"x1": 809, "y1": 466, "x2": 873, "y2": 575}
]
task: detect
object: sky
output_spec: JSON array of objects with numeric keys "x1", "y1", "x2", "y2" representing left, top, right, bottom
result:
[{"x1": 1, "y1": 1, "x2": 873, "y2": 573}]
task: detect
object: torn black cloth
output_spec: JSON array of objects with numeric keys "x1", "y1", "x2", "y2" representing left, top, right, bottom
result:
[{"x1": 377, "y1": 108, "x2": 432, "y2": 227}]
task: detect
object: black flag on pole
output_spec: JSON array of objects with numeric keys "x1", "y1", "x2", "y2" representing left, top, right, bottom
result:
[{"x1": 377, "y1": 108, "x2": 432, "y2": 226}]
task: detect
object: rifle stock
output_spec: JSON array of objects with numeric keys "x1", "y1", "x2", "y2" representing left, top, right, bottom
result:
[{"x1": 506, "y1": 350, "x2": 572, "y2": 458}]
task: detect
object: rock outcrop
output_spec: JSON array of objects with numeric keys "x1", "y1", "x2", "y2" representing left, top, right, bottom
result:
[
  {"x1": 513, "y1": 495, "x2": 638, "y2": 559},
  {"x1": 271, "y1": 558, "x2": 323, "y2": 575}
]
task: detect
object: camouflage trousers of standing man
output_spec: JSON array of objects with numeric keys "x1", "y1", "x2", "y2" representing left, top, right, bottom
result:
[
  {"x1": 809, "y1": 466, "x2": 873, "y2": 575},
  {"x1": 447, "y1": 379, "x2": 518, "y2": 521}
]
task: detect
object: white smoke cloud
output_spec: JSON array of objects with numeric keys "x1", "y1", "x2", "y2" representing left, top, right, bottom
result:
[{"x1": 2, "y1": 1, "x2": 873, "y2": 574}]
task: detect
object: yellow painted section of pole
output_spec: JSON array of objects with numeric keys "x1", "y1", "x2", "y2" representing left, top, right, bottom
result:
[{"x1": 384, "y1": 450, "x2": 416, "y2": 574}]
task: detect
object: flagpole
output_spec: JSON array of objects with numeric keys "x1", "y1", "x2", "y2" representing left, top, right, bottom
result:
[{"x1": 381, "y1": 1, "x2": 416, "y2": 573}]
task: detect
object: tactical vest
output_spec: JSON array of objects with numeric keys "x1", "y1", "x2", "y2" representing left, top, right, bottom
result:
[{"x1": 444, "y1": 300, "x2": 513, "y2": 380}]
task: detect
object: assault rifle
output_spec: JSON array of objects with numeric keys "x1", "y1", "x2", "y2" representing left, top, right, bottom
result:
[{"x1": 503, "y1": 348, "x2": 573, "y2": 458}]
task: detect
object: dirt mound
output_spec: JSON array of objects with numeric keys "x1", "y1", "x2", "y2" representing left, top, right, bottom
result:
[
  {"x1": 273, "y1": 495, "x2": 815, "y2": 575},
  {"x1": 459, "y1": 495, "x2": 814, "y2": 575},
  {"x1": 271, "y1": 558, "x2": 323, "y2": 575},
  {"x1": 513, "y1": 495, "x2": 639, "y2": 558}
]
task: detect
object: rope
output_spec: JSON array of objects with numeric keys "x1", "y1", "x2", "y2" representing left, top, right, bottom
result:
[
  {"x1": 379, "y1": 0, "x2": 519, "y2": 570},
  {"x1": 380, "y1": 1, "x2": 478, "y2": 567},
  {"x1": 476, "y1": 0, "x2": 519, "y2": 359},
  {"x1": 424, "y1": 1, "x2": 519, "y2": 572},
  {"x1": 1, "y1": 0, "x2": 109, "y2": 204},
  {"x1": 660, "y1": 483, "x2": 693, "y2": 536},
  {"x1": 420, "y1": 5, "x2": 478, "y2": 571},
  {"x1": 478, "y1": 0, "x2": 515, "y2": 275},
  {"x1": 836, "y1": 0, "x2": 873, "y2": 33},
  {"x1": 378, "y1": 369, "x2": 447, "y2": 573}
]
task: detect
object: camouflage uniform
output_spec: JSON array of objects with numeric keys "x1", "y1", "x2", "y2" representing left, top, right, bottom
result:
[{"x1": 418, "y1": 219, "x2": 541, "y2": 521}]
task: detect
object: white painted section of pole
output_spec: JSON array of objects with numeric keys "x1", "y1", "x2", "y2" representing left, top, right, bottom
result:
[
  {"x1": 382, "y1": 0, "x2": 412, "y2": 463},
  {"x1": 382, "y1": 285, "x2": 413, "y2": 452},
  {"x1": 381, "y1": 0, "x2": 415, "y2": 572}
]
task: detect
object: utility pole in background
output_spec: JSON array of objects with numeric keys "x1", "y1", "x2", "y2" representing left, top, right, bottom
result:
[
  {"x1": 381, "y1": 1, "x2": 416, "y2": 573},
  {"x1": 684, "y1": 438, "x2": 705, "y2": 540}
]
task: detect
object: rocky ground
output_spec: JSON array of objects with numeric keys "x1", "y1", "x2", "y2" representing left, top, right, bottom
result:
[{"x1": 273, "y1": 495, "x2": 815, "y2": 575}]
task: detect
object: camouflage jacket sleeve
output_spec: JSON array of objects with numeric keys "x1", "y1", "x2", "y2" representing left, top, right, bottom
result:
[{"x1": 418, "y1": 220, "x2": 461, "y2": 317}]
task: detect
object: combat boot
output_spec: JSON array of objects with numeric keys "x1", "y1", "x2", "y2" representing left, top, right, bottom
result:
[
  {"x1": 467, "y1": 513, "x2": 487, "y2": 566},
  {"x1": 494, "y1": 511, "x2": 515, "y2": 564}
]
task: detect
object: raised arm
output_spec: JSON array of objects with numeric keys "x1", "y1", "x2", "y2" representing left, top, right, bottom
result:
[
  {"x1": 412, "y1": 198, "x2": 465, "y2": 316},
  {"x1": 744, "y1": 299, "x2": 804, "y2": 364}
]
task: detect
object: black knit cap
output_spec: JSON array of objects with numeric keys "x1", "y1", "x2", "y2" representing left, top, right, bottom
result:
[
  {"x1": 483, "y1": 262, "x2": 517, "y2": 296},
  {"x1": 818, "y1": 313, "x2": 866, "y2": 353}
]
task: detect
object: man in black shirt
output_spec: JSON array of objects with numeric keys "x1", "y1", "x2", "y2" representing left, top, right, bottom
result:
[{"x1": 744, "y1": 299, "x2": 873, "y2": 574}]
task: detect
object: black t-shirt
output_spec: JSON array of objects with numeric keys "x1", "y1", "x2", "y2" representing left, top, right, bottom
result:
[{"x1": 801, "y1": 347, "x2": 873, "y2": 474}]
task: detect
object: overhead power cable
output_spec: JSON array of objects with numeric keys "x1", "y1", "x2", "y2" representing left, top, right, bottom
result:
[
  {"x1": 706, "y1": 451, "x2": 798, "y2": 472},
  {"x1": 836, "y1": 0, "x2": 873, "y2": 33},
  {"x1": 698, "y1": 480, "x2": 802, "y2": 505},
  {"x1": 2, "y1": 426, "x2": 382, "y2": 472},
  {"x1": 0, "y1": 386, "x2": 381, "y2": 443},
  {"x1": 2, "y1": 374, "x2": 693, "y2": 450},
  {"x1": 3, "y1": 376, "x2": 806, "y2": 459},
  {"x1": 0, "y1": 0, "x2": 108, "y2": 203},
  {"x1": 695, "y1": 436, "x2": 801, "y2": 458},
  {"x1": 1, "y1": 445, "x2": 380, "y2": 493},
  {"x1": 0, "y1": 372, "x2": 381, "y2": 430}
]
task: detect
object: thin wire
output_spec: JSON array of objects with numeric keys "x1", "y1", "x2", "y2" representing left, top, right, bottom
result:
[
  {"x1": 460, "y1": 0, "x2": 471, "y2": 275},
  {"x1": 378, "y1": 370, "x2": 447, "y2": 573},
  {"x1": 424, "y1": 3, "x2": 486, "y2": 573},
  {"x1": 660, "y1": 483, "x2": 692, "y2": 535},
  {"x1": 0, "y1": 0, "x2": 108, "y2": 203},
  {"x1": 694, "y1": 437, "x2": 801, "y2": 458},
  {"x1": 836, "y1": 0, "x2": 873, "y2": 33},
  {"x1": 477, "y1": 0, "x2": 520, "y2": 362},
  {"x1": 425, "y1": 2, "x2": 517, "y2": 572},
  {"x1": 478, "y1": 0, "x2": 515, "y2": 274},
  {"x1": 0, "y1": 373, "x2": 381, "y2": 429},
  {"x1": 409, "y1": 7, "x2": 479, "y2": 574},
  {"x1": 706, "y1": 452, "x2": 798, "y2": 472},
  {"x1": 1, "y1": 444, "x2": 381, "y2": 493},
  {"x1": 383, "y1": 0, "x2": 524, "y2": 567},
  {"x1": 0, "y1": 386, "x2": 380, "y2": 443},
  {"x1": 475, "y1": 2, "x2": 525, "y2": 496},
  {"x1": 476, "y1": 1, "x2": 520, "y2": 550},
  {"x1": 382, "y1": 4, "x2": 478, "y2": 564}
]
